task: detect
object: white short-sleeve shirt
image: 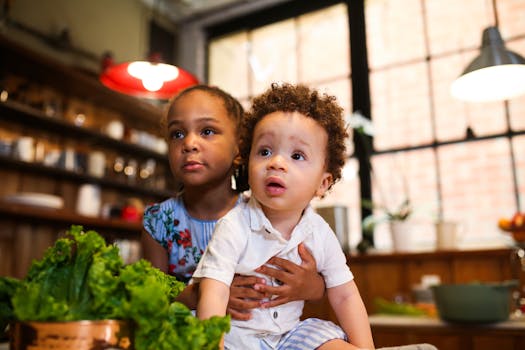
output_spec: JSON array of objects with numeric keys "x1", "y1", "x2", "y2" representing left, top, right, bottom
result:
[{"x1": 192, "y1": 197, "x2": 353, "y2": 345}]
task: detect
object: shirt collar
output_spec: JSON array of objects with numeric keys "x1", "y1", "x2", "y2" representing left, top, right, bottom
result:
[{"x1": 246, "y1": 197, "x2": 315, "y2": 243}]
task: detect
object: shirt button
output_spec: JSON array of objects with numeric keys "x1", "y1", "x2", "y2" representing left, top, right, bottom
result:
[{"x1": 273, "y1": 311, "x2": 278, "y2": 319}]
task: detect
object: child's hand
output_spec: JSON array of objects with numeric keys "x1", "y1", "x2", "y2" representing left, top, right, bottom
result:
[
  {"x1": 227, "y1": 274, "x2": 267, "y2": 320},
  {"x1": 254, "y1": 243, "x2": 325, "y2": 308}
]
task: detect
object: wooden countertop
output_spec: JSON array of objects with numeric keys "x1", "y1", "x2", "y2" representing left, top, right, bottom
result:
[
  {"x1": 369, "y1": 314, "x2": 525, "y2": 330},
  {"x1": 348, "y1": 247, "x2": 515, "y2": 262}
]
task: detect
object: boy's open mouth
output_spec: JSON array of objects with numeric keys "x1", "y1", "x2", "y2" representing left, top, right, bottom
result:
[
  {"x1": 264, "y1": 177, "x2": 286, "y2": 195},
  {"x1": 265, "y1": 176, "x2": 285, "y2": 188}
]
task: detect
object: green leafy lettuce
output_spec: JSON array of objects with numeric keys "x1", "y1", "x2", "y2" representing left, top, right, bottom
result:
[{"x1": 0, "y1": 225, "x2": 229, "y2": 350}]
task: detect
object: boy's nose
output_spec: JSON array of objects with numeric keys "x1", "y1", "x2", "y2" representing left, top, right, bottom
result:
[{"x1": 267, "y1": 154, "x2": 286, "y2": 171}]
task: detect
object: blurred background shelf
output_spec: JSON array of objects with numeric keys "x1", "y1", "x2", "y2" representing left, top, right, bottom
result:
[
  {"x1": 0, "y1": 101, "x2": 168, "y2": 162},
  {"x1": 0, "y1": 201, "x2": 142, "y2": 233},
  {"x1": 0, "y1": 155, "x2": 172, "y2": 199},
  {"x1": 0, "y1": 35, "x2": 163, "y2": 126},
  {"x1": 0, "y1": 34, "x2": 171, "y2": 279}
]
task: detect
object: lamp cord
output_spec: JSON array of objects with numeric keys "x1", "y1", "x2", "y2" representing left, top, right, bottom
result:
[{"x1": 492, "y1": 0, "x2": 499, "y2": 27}]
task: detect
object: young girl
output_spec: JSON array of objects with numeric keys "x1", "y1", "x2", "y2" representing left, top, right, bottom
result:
[
  {"x1": 141, "y1": 84, "x2": 326, "y2": 318},
  {"x1": 194, "y1": 83, "x2": 375, "y2": 349}
]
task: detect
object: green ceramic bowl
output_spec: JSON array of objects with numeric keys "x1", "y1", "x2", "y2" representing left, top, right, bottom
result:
[{"x1": 431, "y1": 280, "x2": 518, "y2": 323}]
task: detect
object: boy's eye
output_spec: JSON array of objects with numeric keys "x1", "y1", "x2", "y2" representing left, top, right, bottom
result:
[
  {"x1": 258, "y1": 148, "x2": 271, "y2": 157},
  {"x1": 291, "y1": 152, "x2": 305, "y2": 161}
]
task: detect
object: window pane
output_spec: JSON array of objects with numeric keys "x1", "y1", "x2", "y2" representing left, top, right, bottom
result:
[
  {"x1": 239, "y1": 98, "x2": 251, "y2": 113},
  {"x1": 426, "y1": 0, "x2": 494, "y2": 56},
  {"x1": 497, "y1": 0, "x2": 525, "y2": 39},
  {"x1": 208, "y1": 31, "x2": 249, "y2": 100},
  {"x1": 431, "y1": 52, "x2": 507, "y2": 141},
  {"x1": 313, "y1": 78, "x2": 353, "y2": 155},
  {"x1": 365, "y1": 0, "x2": 426, "y2": 69},
  {"x1": 363, "y1": 0, "x2": 524, "y2": 252},
  {"x1": 298, "y1": 3, "x2": 350, "y2": 82},
  {"x1": 507, "y1": 39, "x2": 525, "y2": 131},
  {"x1": 438, "y1": 139, "x2": 516, "y2": 247},
  {"x1": 370, "y1": 62, "x2": 433, "y2": 150},
  {"x1": 250, "y1": 19, "x2": 297, "y2": 95},
  {"x1": 313, "y1": 78, "x2": 352, "y2": 112},
  {"x1": 313, "y1": 158, "x2": 361, "y2": 249},
  {"x1": 431, "y1": 53, "x2": 473, "y2": 141},
  {"x1": 462, "y1": 102, "x2": 507, "y2": 137},
  {"x1": 371, "y1": 150, "x2": 438, "y2": 250}
]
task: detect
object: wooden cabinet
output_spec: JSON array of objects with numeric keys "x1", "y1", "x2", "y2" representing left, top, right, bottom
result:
[
  {"x1": 0, "y1": 36, "x2": 174, "y2": 278},
  {"x1": 304, "y1": 248, "x2": 518, "y2": 319},
  {"x1": 348, "y1": 248, "x2": 517, "y2": 314},
  {"x1": 302, "y1": 248, "x2": 524, "y2": 349},
  {"x1": 370, "y1": 315, "x2": 525, "y2": 350}
]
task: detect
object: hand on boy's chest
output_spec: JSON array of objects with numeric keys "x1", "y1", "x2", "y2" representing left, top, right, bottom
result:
[{"x1": 236, "y1": 227, "x2": 313, "y2": 274}]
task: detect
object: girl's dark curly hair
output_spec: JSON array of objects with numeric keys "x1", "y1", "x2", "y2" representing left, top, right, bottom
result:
[
  {"x1": 165, "y1": 84, "x2": 245, "y2": 134},
  {"x1": 241, "y1": 83, "x2": 348, "y2": 190},
  {"x1": 164, "y1": 84, "x2": 249, "y2": 192}
]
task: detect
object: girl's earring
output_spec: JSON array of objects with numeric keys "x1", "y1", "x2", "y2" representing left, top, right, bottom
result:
[
  {"x1": 233, "y1": 164, "x2": 249, "y2": 192},
  {"x1": 231, "y1": 174, "x2": 237, "y2": 191}
]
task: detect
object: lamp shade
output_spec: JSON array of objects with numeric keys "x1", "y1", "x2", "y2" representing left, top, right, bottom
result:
[
  {"x1": 450, "y1": 26, "x2": 525, "y2": 102},
  {"x1": 100, "y1": 59, "x2": 199, "y2": 100}
]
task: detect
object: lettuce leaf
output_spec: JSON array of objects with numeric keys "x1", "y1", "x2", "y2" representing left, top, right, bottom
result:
[
  {"x1": 0, "y1": 276, "x2": 22, "y2": 339},
  {"x1": 0, "y1": 226, "x2": 229, "y2": 350}
]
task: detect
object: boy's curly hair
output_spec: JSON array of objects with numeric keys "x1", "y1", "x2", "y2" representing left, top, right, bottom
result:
[{"x1": 240, "y1": 83, "x2": 348, "y2": 190}]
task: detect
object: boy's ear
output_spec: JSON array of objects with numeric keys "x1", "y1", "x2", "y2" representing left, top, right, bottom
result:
[{"x1": 315, "y1": 172, "x2": 333, "y2": 198}]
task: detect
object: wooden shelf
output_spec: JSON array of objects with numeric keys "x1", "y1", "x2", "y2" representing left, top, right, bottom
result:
[
  {"x1": 0, "y1": 99, "x2": 173, "y2": 200},
  {"x1": 0, "y1": 34, "x2": 167, "y2": 278},
  {"x1": 0, "y1": 201, "x2": 142, "y2": 233},
  {"x1": 0, "y1": 100, "x2": 168, "y2": 162},
  {"x1": 0, "y1": 35, "x2": 163, "y2": 127},
  {"x1": 0, "y1": 155, "x2": 172, "y2": 199}
]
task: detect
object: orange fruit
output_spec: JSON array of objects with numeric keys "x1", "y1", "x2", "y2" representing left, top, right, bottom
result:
[
  {"x1": 511, "y1": 212, "x2": 525, "y2": 229},
  {"x1": 498, "y1": 218, "x2": 512, "y2": 230}
]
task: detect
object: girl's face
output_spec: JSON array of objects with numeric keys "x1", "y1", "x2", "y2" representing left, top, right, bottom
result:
[
  {"x1": 167, "y1": 90, "x2": 239, "y2": 191},
  {"x1": 248, "y1": 111, "x2": 332, "y2": 216}
]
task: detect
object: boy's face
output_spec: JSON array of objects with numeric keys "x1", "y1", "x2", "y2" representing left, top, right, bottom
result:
[
  {"x1": 167, "y1": 90, "x2": 239, "y2": 189},
  {"x1": 248, "y1": 111, "x2": 332, "y2": 216}
]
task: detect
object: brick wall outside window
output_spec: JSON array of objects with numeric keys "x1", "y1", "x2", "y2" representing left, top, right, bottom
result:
[
  {"x1": 208, "y1": 0, "x2": 525, "y2": 251},
  {"x1": 366, "y1": 0, "x2": 525, "y2": 249}
]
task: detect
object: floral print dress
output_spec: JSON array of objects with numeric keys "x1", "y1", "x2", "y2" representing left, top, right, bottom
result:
[{"x1": 143, "y1": 195, "x2": 242, "y2": 283}]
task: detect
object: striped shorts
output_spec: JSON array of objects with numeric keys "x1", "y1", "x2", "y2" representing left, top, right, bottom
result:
[{"x1": 261, "y1": 318, "x2": 347, "y2": 350}]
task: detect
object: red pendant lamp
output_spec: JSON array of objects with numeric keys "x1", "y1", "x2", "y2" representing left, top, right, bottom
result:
[{"x1": 100, "y1": 52, "x2": 199, "y2": 100}]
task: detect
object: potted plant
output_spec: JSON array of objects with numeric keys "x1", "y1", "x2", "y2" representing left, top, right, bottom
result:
[
  {"x1": 348, "y1": 111, "x2": 416, "y2": 253},
  {"x1": 361, "y1": 198, "x2": 414, "y2": 252}
]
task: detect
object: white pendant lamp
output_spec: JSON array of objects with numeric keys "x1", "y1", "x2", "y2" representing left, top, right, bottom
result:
[{"x1": 450, "y1": 26, "x2": 525, "y2": 103}]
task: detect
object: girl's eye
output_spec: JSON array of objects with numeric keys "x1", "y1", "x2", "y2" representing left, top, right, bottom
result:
[
  {"x1": 201, "y1": 128, "x2": 216, "y2": 136},
  {"x1": 291, "y1": 152, "x2": 305, "y2": 161},
  {"x1": 170, "y1": 130, "x2": 185, "y2": 139}
]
